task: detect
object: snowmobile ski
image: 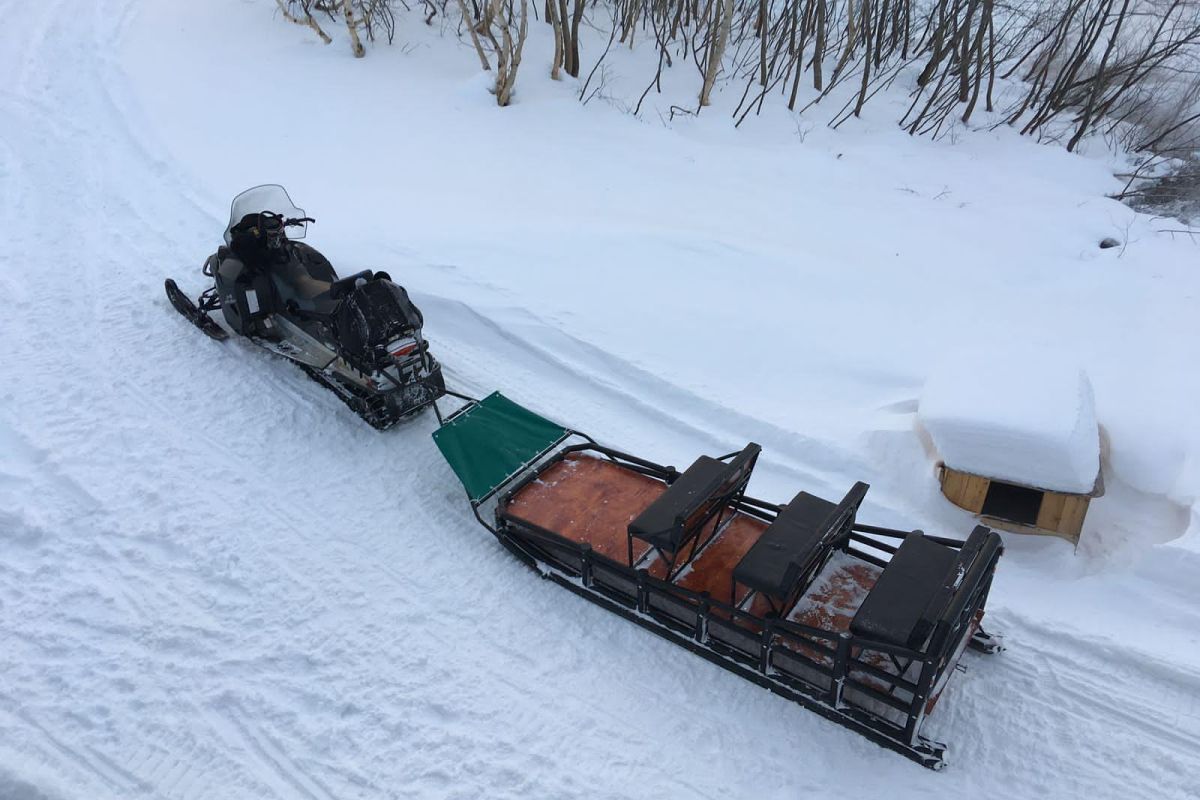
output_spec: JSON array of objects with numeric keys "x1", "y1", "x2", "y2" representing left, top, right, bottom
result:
[{"x1": 165, "y1": 278, "x2": 228, "y2": 341}]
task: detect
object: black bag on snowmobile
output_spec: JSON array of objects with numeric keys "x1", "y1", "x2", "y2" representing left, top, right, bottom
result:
[{"x1": 228, "y1": 213, "x2": 279, "y2": 267}]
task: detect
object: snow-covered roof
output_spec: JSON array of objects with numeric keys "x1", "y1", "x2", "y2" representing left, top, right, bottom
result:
[{"x1": 918, "y1": 366, "x2": 1101, "y2": 494}]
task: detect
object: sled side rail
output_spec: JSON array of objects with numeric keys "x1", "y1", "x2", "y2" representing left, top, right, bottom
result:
[
  {"x1": 852, "y1": 522, "x2": 968, "y2": 549},
  {"x1": 495, "y1": 500, "x2": 991, "y2": 765},
  {"x1": 499, "y1": 508, "x2": 945, "y2": 731}
]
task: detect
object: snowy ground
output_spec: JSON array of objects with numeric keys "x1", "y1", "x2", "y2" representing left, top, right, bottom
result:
[{"x1": 2, "y1": 1, "x2": 1199, "y2": 798}]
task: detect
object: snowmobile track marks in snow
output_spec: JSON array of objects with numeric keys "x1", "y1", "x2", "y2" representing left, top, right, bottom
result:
[
  {"x1": 0, "y1": 705, "x2": 146, "y2": 796},
  {"x1": 219, "y1": 704, "x2": 337, "y2": 800}
]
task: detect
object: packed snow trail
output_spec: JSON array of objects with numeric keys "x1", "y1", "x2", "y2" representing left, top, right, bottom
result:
[{"x1": 1, "y1": 1, "x2": 1198, "y2": 798}]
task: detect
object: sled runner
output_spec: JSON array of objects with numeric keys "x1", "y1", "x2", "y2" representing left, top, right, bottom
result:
[
  {"x1": 434, "y1": 392, "x2": 1004, "y2": 769},
  {"x1": 164, "y1": 185, "x2": 445, "y2": 429}
]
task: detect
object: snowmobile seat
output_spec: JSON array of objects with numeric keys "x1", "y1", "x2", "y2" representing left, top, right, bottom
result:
[
  {"x1": 273, "y1": 255, "x2": 336, "y2": 314},
  {"x1": 850, "y1": 530, "x2": 979, "y2": 649},
  {"x1": 627, "y1": 444, "x2": 760, "y2": 566},
  {"x1": 291, "y1": 274, "x2": 334, "y2": 303},
  {"x1": 265, "y1": 243, "x2": 343, "y2": 315},
  {"x1": 292, "y1": 242, "x2": 337, "y2": 284}
]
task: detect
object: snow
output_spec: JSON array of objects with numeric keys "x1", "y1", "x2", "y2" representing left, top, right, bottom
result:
[
  {"x1": 786, "y1": 550, "x2": 880, "y2": 626},
  {"x1": 1, "y1": 1, "x2": 1199, "y2": 799},
  {"x1": 918, "y1": 363, "x2": 1101, "y2": 493}
]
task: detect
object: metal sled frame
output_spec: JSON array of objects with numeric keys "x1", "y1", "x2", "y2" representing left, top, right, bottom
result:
[{"x1": 434, "y1": 395, "x2": 1004, "y2": 770}]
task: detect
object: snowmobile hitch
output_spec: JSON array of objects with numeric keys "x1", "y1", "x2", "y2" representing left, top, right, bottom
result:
[{"x1": 432, "y1": 389, "x2": 482, "y2": 425}]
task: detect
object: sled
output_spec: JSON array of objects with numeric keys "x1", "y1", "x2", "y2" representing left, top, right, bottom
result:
[{"x1": 433, "y1": 392, "x2": 1004, "y2": 770}]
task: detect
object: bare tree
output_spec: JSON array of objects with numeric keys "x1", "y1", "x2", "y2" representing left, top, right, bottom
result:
[
  {"x1": 457, "y1": 0, "x2": 493, "y2": 69},
  {"x1": 545, "y1": 0, "x2": 586, "y2": 78},
  {"x1": 265, "y1": 0, "x2": 1200, "y2": 164},
  {"x1": 274, "y1": 0, "x2": 333, "y2": 44},
  {"x1": 700, "y1": 0, "x2": 735, "y2": 106},
  {"x1": 548, "y1": 0, "x2": 566, "y2": 78},
  {"x1": 478, "y1": 0, "x2": 529, "y2": 105},
  {"x1": 341, "y1": 0, "x2": 367, "y2": 56}
]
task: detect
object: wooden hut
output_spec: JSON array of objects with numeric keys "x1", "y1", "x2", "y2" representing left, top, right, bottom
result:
[{"x1": 918, "y1": 367, "x2": 1103, "y2": 547}]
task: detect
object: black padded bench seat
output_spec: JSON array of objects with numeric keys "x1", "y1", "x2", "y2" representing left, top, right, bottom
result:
[
  {"x1": 851, "y1": 529, "x2": 990, "y2": 649},
  {"x1": 732, "y1": 491, "x2": 836, "y2": 600},
  {"x1": 627, "y1": 443, "x2": 760, "y2": 556},
  {"x1": 629, "y1": 456, "x2": 729, "y2": 549},
  {"x1": 731, "y1": 481, "x2": 868, "y2": 607}
]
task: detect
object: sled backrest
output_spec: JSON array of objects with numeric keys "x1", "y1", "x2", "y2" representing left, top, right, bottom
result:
[
  {"x1": 628, "y1": 444, "x2": 760, "y2": 552},
  {"x1": 733, "y1": 482, "x2": 868, "y2": 605}
]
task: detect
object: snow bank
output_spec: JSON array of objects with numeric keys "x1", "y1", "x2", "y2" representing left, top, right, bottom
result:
[{"x1": 918, "y1": 364, "x2": 1101, "y2": 494}]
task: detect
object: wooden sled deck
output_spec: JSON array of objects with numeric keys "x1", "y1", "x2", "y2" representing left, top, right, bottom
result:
[
  {"x1": 433, "y1": 392, "x2": 1005, "y2": 770},
  {"x1": 506, "y1": 453, "x2": 860, "y2": 618},
  {"x1": 506, "y1": 454, "x2": 933, "y2": 689},
  {"x1": 506, "y1": 454, "x2": 669, "y2": 567}
]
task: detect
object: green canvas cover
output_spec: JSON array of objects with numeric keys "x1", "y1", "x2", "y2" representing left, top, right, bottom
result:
[{"x1": 433, "y1": 392, "x2": 571, "y2": 503}]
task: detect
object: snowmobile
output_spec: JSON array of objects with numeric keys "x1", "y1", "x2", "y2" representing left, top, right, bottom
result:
[{"x1": 165, "y1": 185, "x2": 445, "y2": 429}]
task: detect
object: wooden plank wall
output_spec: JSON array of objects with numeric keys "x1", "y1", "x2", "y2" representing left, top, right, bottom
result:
[
  {"x1": 1035, "y1": 493, "x2": 1088, "y2": 542},
  {"x1": 939, "y1": 468, "x2": 989, "y2": 514},
  {"x1": 939, "y1": 466, "x2": 1087, "y2": 546}
]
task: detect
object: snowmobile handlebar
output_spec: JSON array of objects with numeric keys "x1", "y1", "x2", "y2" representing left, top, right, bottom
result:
[{"x1": 255, "y1": 210, "x2": 315, "y2": 229}]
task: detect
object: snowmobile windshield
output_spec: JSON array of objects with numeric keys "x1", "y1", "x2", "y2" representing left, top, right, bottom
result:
[{"x1": 224, "y1": 185, "x2": 307, "y2": 245}]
